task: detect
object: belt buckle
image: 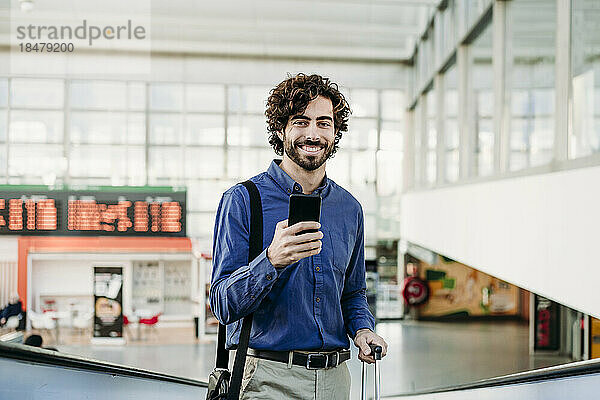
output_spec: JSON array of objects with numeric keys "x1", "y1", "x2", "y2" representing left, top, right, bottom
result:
[{"x1": 306, "y1": 353, "x2": 328, "y2": 370}]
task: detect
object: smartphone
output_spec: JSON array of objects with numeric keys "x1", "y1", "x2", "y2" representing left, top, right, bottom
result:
[{"x1": 288, "y1": 194, "x2": 321, "y2": 234}]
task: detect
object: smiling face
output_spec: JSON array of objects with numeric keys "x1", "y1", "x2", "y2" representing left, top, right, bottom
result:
[{"x1": 278, "y1": 95, "x2": 336, "y2": 171}]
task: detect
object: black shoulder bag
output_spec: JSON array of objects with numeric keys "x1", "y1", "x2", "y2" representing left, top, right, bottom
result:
[{"x1": 207, "y1": 180, "x2": 263, "y2": 400}]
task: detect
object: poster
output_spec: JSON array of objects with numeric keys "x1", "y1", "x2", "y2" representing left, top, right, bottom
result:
[{"x1": 93, "y1": 266, "x2": 124, "y2": 344}]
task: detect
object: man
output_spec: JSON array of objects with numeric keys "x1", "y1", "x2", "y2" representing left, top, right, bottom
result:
[
  {"x1": 0, "y1": 294, "x2": 23, "y2": 327},
  {"x1": 210, "y1": 73, "x2": 387, "y2": 399}
]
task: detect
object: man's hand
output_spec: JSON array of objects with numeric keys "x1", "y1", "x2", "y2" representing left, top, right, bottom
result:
[
  {"x1": 353, "y1": 328, "x2": 388, "y2": 364},
  {"x1": 266, "y1": 219, "x2": 323, "y2": 269}
]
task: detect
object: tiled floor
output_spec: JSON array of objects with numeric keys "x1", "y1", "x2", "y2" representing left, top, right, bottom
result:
[{"x1": 55, "y1": 320, "x2": 571, "y2": 398}]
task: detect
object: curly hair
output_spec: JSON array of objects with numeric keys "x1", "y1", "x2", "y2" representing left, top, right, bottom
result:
[{"x1": 265, "y1": 73, "x2": 351, "y2": 157}]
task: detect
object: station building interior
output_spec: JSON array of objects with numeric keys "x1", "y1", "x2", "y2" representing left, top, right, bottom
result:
[{"x1": 1, "y1": 0, "x2": 600, "y2": 398}]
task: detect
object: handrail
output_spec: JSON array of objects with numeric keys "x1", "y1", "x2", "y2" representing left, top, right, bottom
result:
[
  {"x1": 0, "y1": 341, "x2": 208, "y2": 389},
  {"x1": 385, "y1": 358, "x2": 600, "y2": 397}
]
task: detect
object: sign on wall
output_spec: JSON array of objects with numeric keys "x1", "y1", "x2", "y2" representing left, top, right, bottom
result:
[
  {"x1": 93, "y1": 266, "x2": 124, "y2": 343},
  {"x1": 0, "y1": 186, "x2": 186, "y2": 237}
]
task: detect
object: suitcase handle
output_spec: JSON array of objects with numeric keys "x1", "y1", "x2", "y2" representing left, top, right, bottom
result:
[
  {"x1": 362, "y1": 344, "x2": 383, "y2": 400},
  {"x1": 369, "y1": 344, "x2": 382, "y2": 360}
]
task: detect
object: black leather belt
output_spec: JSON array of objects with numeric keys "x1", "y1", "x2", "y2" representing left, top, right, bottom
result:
[{"x1": 247, "y1": 348, "x2": 351, "y2": 370}]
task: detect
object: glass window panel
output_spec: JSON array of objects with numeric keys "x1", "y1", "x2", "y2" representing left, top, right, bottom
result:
[
  {"x1": 327, "y1": 152, "x2": 350, "y2": 186},
  {"x1": 376, "y1": 150, "x2": 402, "y2": 196},
  {"x1": 70, "y1": 112, "x2": 127, "y2": 144},
  {"x1": 349, "y1": 184, "x2": 377, "y2": 214},
  {"x1": 186, "y1": 212, "x2": 216, "y2": 238},
  {"x1": 70, "y1": 111, "x2": 144, "y2": 146},
  {"x1": 445, "y1": 118, "x2": 459, "y2": 183},
  {"x1": 70, "y1": 81, "x2": 126, "y2": 110},
  {"x1": 0, "y1": 111, "x2": 7, "y2": 142},
  {"x1": 11, "y1": 79, "x2": 63, "y2": 109},
  {"x1": 414, "y1": 103, "x2": 422, "y2": 186},
  {"x1": 509, "y1": 151, "x2": 528, "y2": 172},
  {"x1": 149, "y1": 114, "x2": 182, "y2": 145},
  {"x1": 185, "y1": 148, "x2": 224, "y2": 179},
  {"x1": 128, "y1": 113, "x2": 146, "y2": 145},
  {"x1": 128, "y1": 82, "x2": 146, "y2": 111},
  {"x1": 227, "y1": 148, "x2": 273, "y2": 180},
  {"x1": 227, "y1": 115, "x2": 268, "y2": 146},
  {"x1": 477, "y1": 119, "x2": 494, "y2": 176},
  {"x1": 350, "y1": 151, "x2": 375, "y2": 187},
  {"x1": 243, "y1": 86, "x2": 269, "y2": 114},
  {"x1": 445, "y1": 64, "x2": 458, "y2": 116},
  {"x1": 471, "y1": 20, "x2": 494, "y2": 177},
  {"x1": 349, "y1": 89, "x2": 377, "y2": 117},
  {"x1": 127, "y1": 146, "x2": 146, "y2": 186},
  {"x1": 443, "y1": 0, "x2": 457, "y2": 57},
  {"x1": 511, "y1": 118, "x2": 530, "y2": 152},
  {"x1": 9, "y1": 111, "x2": 63, "y2": 143},
  {"x1": 70, "y1": 145, "x2": 127, "y2": 180},
  {"x1": 530, "y1": 117, "x2": 554, "y2": 166},
  {"x1": 228, "y1": 86, "x2": 270, "y2": 114},
  {"x1": 186, "y1": 84, "x2": 225, "y2": 112},
  {"x1": 0, "y1": 79, "x2": 7, "y2": 108},
  {"x1": 380, "y1": 121, "x2": 402, "y2": 150},
  {"x1": 345, "y1": 118, "x2": 377, "y2": 150},
  {"x1": 9, "y1": 144, "x2": 64, "y2": 178},
  {"x1": 150, "y1": 83, "x2": 183, "y2": 111},
  {"x1": 446, "y1": 149, "x2": 459, "y2": 183},
  {"x1": 381, "y1": 91, "x2": 404, "y2": 120},
  {"x1": 149, "y1": 147, "x2": 183, "y2": 179},
  {"x1": 569, "y1": 0, "x2": 600, "y2": 158},
  {"x1": 426, "y1": 90, "x2": 437, "y2": 185},
  {"x1": 510, "y1": 0, "x2": 556, "y2": 170},
  {"x1": 185, "y1": 114, "x2": 225, "y2": 145},
  {"x1": 446, "y1": 119, "x2": 459, "y2": 150},
  {"x1": 512, "y1": 90, "x2": 531, "y2": 117},
  {"x1": 186, "y1": 181, "x2": 231, "y2": 212}
]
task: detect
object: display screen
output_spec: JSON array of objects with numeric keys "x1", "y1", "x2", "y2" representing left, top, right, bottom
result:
[{"x1": 0, "y1": 186, "x2": 186, "y2": 237}]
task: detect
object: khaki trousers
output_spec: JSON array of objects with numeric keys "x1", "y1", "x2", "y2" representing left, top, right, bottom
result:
[{"x1": 240, "y1": 355, "x2": 351, "y2": 400}]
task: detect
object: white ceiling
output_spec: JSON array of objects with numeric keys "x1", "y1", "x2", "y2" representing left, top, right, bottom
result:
[{"x1": 0, "y1": 0, "x2": 439, "y2": 61}]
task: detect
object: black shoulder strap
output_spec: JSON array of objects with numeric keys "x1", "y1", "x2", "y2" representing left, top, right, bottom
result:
[{"x1": 214, "y1": 180, "x2": 263, "y2": 400}]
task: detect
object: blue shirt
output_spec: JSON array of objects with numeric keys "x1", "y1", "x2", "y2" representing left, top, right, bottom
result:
[{"x1": 210, "y1": 159, "x2": 375, "y2": 351}]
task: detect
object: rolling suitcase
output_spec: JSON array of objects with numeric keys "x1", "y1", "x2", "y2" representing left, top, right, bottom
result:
[{"x1": 361, "y1": 344, "x2": 383, "y2": 400}]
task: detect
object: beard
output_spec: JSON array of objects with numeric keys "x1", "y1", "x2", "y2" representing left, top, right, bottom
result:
[{"x1": 283, "y1": 135, "x2": 334, "y2": 171}]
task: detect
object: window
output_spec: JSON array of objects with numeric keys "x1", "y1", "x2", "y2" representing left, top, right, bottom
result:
[
  {"x1": 510, "y1": 0, "x2": 556, "y2": 170},
  {"x1": 570, "y1": 0, "x2": 600, "y2": 158},
  {"x1": 9, "y1": 111, "x2": 63, "y2": 143},
  {"x1": 185, "y1": 114, "x2": 225, "y2": 145},
  {"x1": 186, "y1": 84, "x2": 225, "y2": 112},
  {"x1": 150, "y1": 83, "x2": 183, "y2": 112},
  {"x1": 11, "y1": 79, "x2": 64, "y2": 109},
  {"x1": 444, "y1": 64, "x2": 459, "y2": 182},
  {"x1": 471, "y1": 22, "x2": 494, "y2": 177},
  {"x1": 70, "y1": 81, "x2": 127, "y2": 110},
  {"x1": 425, "y1": 89, "x2": 437, "y2": 185}
]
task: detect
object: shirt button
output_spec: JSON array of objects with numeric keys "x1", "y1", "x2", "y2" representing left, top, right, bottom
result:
[
  {"x1": 315, "y1": 266, "x2": 320, "y2": 272},
  {"x1": 287, "y1": 189, "x2": 291, "y2": 193},
  {"x1": 315, "y1": 297, "x2": 320, "y2": 303},
  {"x1": 266, "y1": 274, "x2": 272, "y2": 280}
]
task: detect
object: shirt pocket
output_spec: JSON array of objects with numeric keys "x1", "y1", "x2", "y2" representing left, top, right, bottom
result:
[{"x1": 329, "y1": 231, "x2": 353, "y2": 275}]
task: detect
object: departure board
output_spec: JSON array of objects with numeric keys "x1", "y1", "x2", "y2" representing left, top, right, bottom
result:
[{"x1": 0, "y1": 186, "x2": 186, "y2": 237}]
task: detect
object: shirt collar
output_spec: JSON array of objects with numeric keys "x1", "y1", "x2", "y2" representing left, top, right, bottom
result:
[{"x1": 267, "y1": 159, "x2": 330, "y2": 197}]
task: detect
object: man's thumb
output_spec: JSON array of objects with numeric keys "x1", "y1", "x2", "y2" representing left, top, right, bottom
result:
[{"x1": 360, "y1": 341, "x2": 371, "y2": 355}]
